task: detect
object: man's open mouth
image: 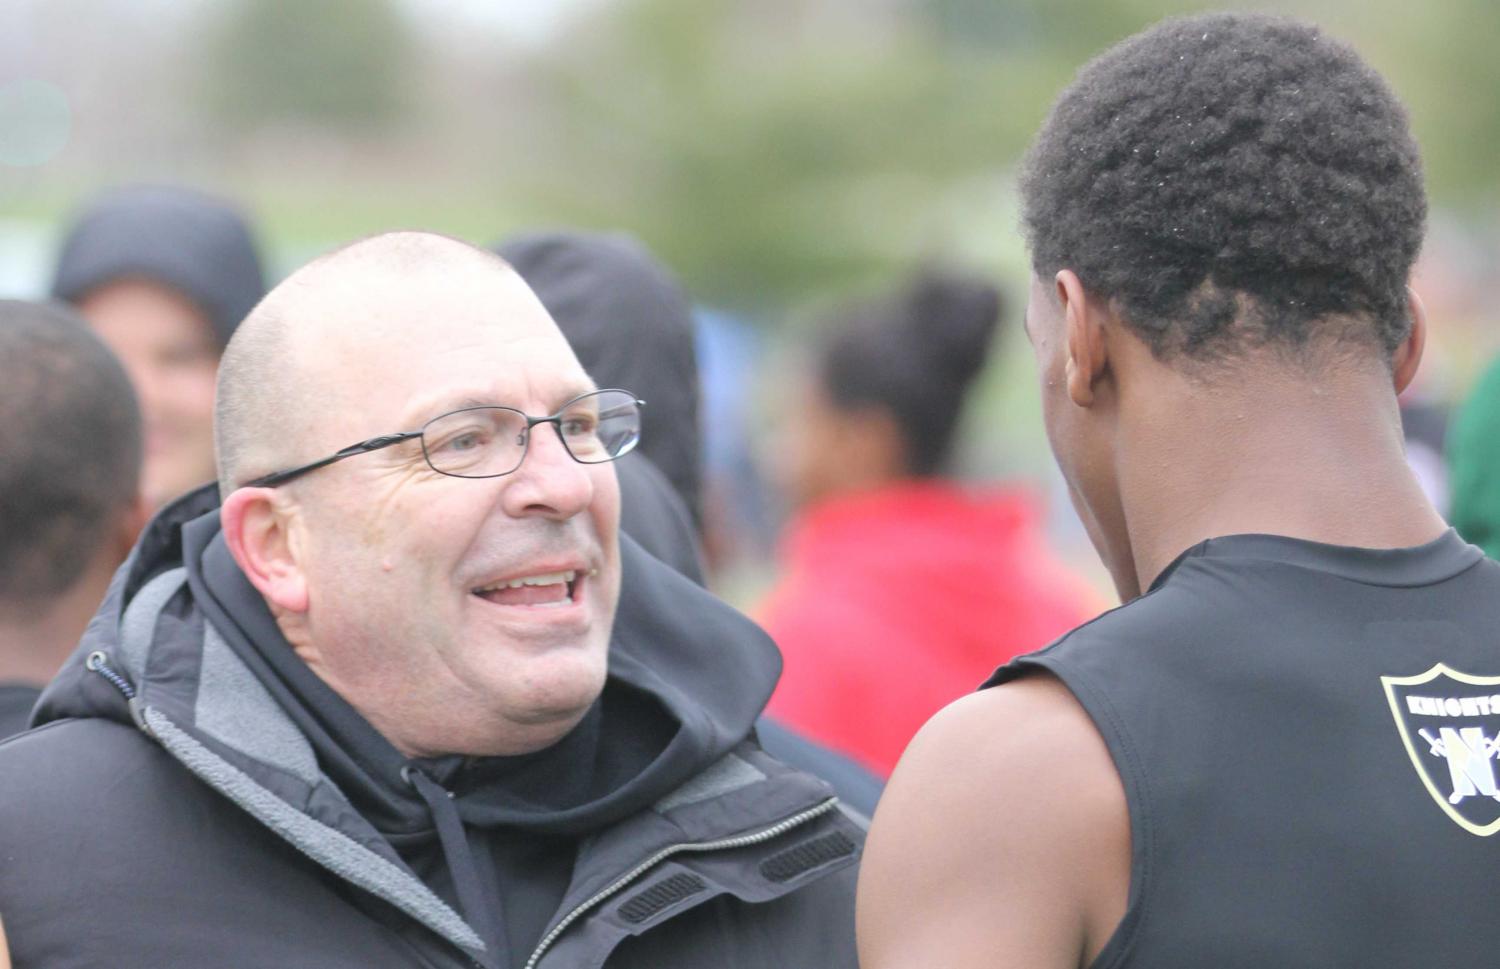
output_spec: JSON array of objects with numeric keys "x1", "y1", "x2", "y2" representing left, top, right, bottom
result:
[{"x1": 471, "y1": 569, "x2": 589, "y2": 609}]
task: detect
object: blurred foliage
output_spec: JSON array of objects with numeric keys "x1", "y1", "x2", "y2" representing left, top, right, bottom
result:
[
  {"x1": 517, "y1": 0, "x2": 1021, "y2": 314},
  {"x1": 201, "y1": 0, "x2": 411, "y2": 131},
  {"x1": 9, "y1": 0, "x2": 1500, "y2": 325},
  {"x1": 1361, "y1": 0, "x2": 1500, "y2": 201},
  {"x1": 505, "y1": 0, "x2": 1500, "y2": 318}
]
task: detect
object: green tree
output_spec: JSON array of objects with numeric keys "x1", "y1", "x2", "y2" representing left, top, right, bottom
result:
[
  {"x1": 203, "y1": 0, "x2": 411, "y2": 131},
  {"x1": 517, "y1": 0, "x2": 1030, "y2": 315},
  {"x1": 516, "y1": 0, "x2": 1500, "y2": 317}
]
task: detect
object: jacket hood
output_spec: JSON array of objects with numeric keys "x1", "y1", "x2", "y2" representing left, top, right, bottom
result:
[{"x1": 495, "y1": 230, "x2": 702, "y2": 528}]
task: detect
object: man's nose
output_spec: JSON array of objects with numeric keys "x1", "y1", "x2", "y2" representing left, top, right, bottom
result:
[{"x1": 499, "y1": 422, "x2": 594, "y2": 520}]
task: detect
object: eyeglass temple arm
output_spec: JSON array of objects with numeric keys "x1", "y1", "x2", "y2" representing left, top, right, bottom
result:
[{"x1": 242, "y1": 432, "x2": 423, "y2": 488}]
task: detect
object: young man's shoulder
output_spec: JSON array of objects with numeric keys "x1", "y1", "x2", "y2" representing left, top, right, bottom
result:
[{"x1": 858, "y1": 676, "x2": 1129, "y2": 969}]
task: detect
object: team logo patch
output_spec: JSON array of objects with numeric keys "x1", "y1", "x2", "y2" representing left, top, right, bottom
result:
[{"x1": 1382, "y1": 664, "x2": 1500, "y2": 837}]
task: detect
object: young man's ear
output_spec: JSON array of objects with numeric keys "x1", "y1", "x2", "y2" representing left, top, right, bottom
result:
[
  {"x1": 1392, "y1": 285, "x2": 1427, "y2": 396},
  {"x1": 1055, "y1": 270, "x2": 1111, "y2": 408},
  {"x1": 220, "y1": 487, "x2": 309, "y2": 614}
]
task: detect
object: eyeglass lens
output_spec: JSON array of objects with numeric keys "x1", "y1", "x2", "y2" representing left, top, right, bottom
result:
[{"x1": 420, "y1": 389, "x2": 640, "y2": 478}]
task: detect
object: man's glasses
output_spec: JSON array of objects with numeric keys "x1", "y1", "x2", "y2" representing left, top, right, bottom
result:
[{"x1": 242, "y1": 389, "x2": 644, "y2": 488}]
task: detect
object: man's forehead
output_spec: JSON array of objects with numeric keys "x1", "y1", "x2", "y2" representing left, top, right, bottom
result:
[
  {"x1": 283, "y1": 253, "x2": 561, "y2": 358},
  {"x1": 398, "y1": 329, "x2": 596, "y2": 410},
  {"x1": 284, "y1": 256, "x2": 588, "y2": 420}
]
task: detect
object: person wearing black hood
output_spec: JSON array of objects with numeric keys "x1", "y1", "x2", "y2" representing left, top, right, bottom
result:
[
  {"x1": 496, "y1": 229, "x2": 884, "y2": 816},
  {"x1": 51, "y1": 184, "x2": 266, "y2": 510},
  {"x1": 0, "y1": 232, "x2": 860, "y2": 968},
  {"x1": 495, "y1": 230, "x2": 707, "y2": 582}
]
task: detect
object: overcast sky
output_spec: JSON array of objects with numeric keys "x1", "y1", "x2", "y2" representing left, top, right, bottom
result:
[{"x1": 394, "y1": 0, "x2": 611, "y2": 46}]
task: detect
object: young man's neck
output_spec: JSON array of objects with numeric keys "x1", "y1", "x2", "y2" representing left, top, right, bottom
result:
[{"x1": 1117, "y1": 359, "x2": 1447, "y2": 594}]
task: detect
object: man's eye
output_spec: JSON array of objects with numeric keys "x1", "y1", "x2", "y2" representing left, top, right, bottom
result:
[
  {"x1": 438, "y1": 430, "x2": 488, "y2": 453},
  {"x1": 562, "y1": 416, "x2": 597, "y2": 437}
]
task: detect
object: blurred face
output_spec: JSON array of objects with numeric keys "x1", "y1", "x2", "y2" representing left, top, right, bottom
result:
[
  {"x1": 779, "y1": 375, "x2": 905, "y2": 511},
  {"x1": 278, "y1": 265, "x2": 622, "y2": 757},
  {"x1": 77, "y1": 278, "x2": 220, "y2": 508},
  {"x1": 783, "y1": 379, "x2": 848, "y2": 508}
]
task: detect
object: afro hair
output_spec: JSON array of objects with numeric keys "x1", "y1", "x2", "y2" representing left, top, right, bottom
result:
[{"x1": 1020, "y1": 12, "x2": 1426, "y2": 362}]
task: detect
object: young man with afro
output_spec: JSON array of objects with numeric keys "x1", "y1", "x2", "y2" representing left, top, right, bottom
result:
[{"x1": 859, "y1": 12, "x2": 1500, "y2": 969}]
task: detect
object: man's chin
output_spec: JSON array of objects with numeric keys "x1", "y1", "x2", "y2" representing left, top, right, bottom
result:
[
  {"x1": 490, "y1": 663, "x2": 609, "y2": 750},
  {"x1": 469, "y1": 631, "x2": 610, "y2": 709}
]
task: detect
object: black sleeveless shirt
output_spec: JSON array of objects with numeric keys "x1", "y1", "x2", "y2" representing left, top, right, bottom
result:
[{"x1": 986, "y1": 530, "x2": 1500, "y2": 969}]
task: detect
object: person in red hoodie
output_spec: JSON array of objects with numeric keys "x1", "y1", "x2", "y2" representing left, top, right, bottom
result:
[{"x1": 761, "y1": 271, "x2": 1098, "y2": 776}]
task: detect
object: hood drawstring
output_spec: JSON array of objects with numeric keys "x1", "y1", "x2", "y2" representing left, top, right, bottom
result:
[{"x1": 405, "y1": 766, "x2": 510, "y2": 969}]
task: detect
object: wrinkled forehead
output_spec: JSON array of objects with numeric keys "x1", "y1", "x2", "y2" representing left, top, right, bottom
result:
[{"x1": 290, "y1": 262, "x2": 592, "y2": 435}]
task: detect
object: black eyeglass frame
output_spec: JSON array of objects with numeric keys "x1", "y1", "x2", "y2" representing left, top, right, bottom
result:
[{"x1": 241, "y1": 389, "x2": 645, "y2": 489}]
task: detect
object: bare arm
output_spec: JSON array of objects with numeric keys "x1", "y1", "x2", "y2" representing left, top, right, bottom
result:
[
  {"x1": 856, "y1": 674, "x2": 1130, "y2": 969},
  {"x1": 1, "y1": 912, "x2": 11, "y2": 969}
]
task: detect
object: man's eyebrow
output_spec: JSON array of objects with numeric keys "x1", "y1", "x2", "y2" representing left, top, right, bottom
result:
[{"x1": 406, "y1": 385, "x2": 601, "y2": 425}]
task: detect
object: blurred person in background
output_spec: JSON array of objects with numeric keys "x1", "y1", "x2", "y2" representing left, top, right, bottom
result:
[
  {"x1": 696, "y1": 310, "x2": 780, "y2": 577},
  {"x1": 0, "y1": 300, "x2": 144, "y2": 738},
  {"x1": 497, "y1": 227, "x2": 883, "y2": 816},
  {"x1": 51, "y1": 184, "x2": 266, "y2": 511},
  {"x1": 1447, "y1": 353, "x2": 1500, "y2": 557},
  {"x1": 760, "y1": 271, "x2": 1098, "y2": 777},
  {"x1": 495, "y1": 230, "x2": 707, "y2": 582}
]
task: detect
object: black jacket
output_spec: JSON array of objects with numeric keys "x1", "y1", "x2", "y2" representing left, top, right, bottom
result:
[
  {"x1": 0, "y1": 682, "x2": 37, "y2": 739},
  {"x1": 0, "y1": 487, "x2": 861, "y2": 968}
]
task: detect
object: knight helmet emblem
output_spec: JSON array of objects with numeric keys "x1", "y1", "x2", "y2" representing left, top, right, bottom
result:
[{"x1": 1382, "y1": 663, "x2": 1500, "y2": 837}]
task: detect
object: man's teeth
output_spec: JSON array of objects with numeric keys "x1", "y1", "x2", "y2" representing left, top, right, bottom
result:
[{"x1": 474, "y1": 570, "x2": 577, "y2": 594}]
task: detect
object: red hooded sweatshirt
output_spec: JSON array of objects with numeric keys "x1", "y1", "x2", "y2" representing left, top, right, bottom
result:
[{"x1": 760, "y1": 481, "x2": 1100, "y2": 777}]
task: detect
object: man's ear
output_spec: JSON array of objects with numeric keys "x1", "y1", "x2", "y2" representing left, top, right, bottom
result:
[
  {"x1": 1392, "y1": 285, "x2": 1427, "y2": 396},
  {"x1": 1055, "y1": 270, "x2": 1110, "y2": 408},
  {"x1": 220, "y1": 487, "x2": 309, "y2": 614}
]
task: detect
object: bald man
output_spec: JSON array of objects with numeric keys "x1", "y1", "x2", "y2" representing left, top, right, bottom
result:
[{"x1": 0, "y1": 232, "x2": 861, "y2": 969}]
